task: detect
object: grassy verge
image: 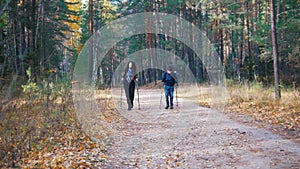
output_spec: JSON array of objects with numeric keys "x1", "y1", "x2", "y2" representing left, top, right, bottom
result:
[
  {"x1": 225, "y1": 82, "x2": 300, "y2": 130},
  {"x1": 198, "y1": 81, "x2": 300, "y2": 130}
]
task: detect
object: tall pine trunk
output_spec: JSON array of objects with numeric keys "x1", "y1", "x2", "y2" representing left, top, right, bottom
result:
[
  {"x1": 39, "y1": 0, "x2": 45, "y2": 76},
  {"x1": 270, "y1": 0, "x2": 281, "y2": 99},
  {"x1": 88, "y1": 0, "x2": 94, "y2": 84},
  {"x1": 252, "y1": 0, "x2": 259, "y2": 81}
]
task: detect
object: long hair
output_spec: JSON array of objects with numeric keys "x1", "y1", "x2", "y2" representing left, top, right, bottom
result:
[{"x1": 124, "y1": 61, "x2": 137, "y2": 78}]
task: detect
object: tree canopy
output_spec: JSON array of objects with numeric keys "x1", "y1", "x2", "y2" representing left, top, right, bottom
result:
[{"x1": 0, "y1": 0, "x2": 299, "y2": 95}]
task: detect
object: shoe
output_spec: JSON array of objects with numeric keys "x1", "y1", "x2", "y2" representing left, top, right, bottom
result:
[
  {"x1": 128, "y1": 107, "x2": 131, "y2": 111},
  {"x1": 165, "y1": 106, "x2": 169, "y2": 109},
  {"x1": 170, "y1": 106, "x2": 174, "y2": 109}
]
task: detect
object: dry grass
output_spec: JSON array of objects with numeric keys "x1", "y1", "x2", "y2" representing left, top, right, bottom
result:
[
  {"x1": 225, "y1": 82, "x2": 300, "y2": 130},
  {"x1": 192, "y1": 81, "x2": 300, "y2": 130},
  {"x1": 140, "y1": 81, "x2": 164, "y2": 89}
]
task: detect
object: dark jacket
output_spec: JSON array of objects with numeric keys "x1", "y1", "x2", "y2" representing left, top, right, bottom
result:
[{"x1": 162, "y1": 72, "x2": 177, "y2": 86}]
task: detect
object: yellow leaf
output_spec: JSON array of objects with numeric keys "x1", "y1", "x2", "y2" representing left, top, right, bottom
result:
[{"x1": 78, "y1": 145, "x2": 83, "y2": 151}]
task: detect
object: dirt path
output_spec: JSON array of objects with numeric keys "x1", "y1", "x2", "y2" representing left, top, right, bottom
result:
[{"x1": 104, "y1": 89, "x2": 300, "y2": 168}]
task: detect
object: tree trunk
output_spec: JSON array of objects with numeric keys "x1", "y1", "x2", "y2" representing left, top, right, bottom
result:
[
  {"x1": 276, "y1": 0, "x2": 280, "y2": 24},
  {"x1": 264, "y1": 0, "x2": 269, "y2": 81},
  {"x1": 31, "y1": 0, "x2": 36, "y2": 53},
  {"x1": 88, "y1": 0, "x2": 94, "y2": 84},
  {"x1": 252, "y1": 0, "x2": 259, "y2": 81},
  {"x1": 1, "y1": 26, "x2": 8, "y2": 78},
  {"x1": 35, "y1": 0, "x2": 42, "y2": 50},
  {"x1": 238, "y1": 15, "x2": 244, "y2": 82},
  {"x1": 39, "y1": 0, "x2": 45, "y2": 76},
  {"x1": 246, "y1": 0, "x2": 253, "y2": 81},
  {"x1": 19, "y1": 22, "x2": 25, "y2": 75},
  {"x1": 231, "y1": 30, "x2": 236, "y2": 80},
  {"x1": 281, "y1": 0, "x2": 288, "y2": 81},
  {"x1": 144, "y1": 0, "x2": 153, "y2": 84},
  {"x1": 270, "y1": 0, "x2": 281, "y2": 99},
  {"x1": 13, "y1": 20, "x2": 18, "y2": 74},
  {"x1": 219, "y1": 28, "x2": 224, "y2": 65},
  {"x1": 218, "y1": 3, "x2": 224, "y2": 65}
]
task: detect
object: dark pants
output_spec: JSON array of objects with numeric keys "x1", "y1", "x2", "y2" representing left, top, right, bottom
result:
[
  {"x1": 124, "y1": 80, "x2": 135, "y2": 108},
  {"x1": 164, "y1": 85, "x2": 174, "y2": 107}
]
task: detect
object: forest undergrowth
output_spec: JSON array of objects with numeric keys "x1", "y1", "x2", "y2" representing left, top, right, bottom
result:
[{"x1": 0, "y1": 78, "x2": 110, "y2": 168}]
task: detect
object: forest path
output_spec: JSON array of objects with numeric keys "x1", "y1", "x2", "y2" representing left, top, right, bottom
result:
[{"x1": 103, "y1": 88, "x2": 300, "y2": 168}]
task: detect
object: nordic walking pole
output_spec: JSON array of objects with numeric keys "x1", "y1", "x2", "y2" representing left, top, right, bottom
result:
[
  {"x1": 136, "y1": 81, "x2": 140, "y2": 110},
  {"x1": 176, "y1": 84, "x2": 178, "y2": 107},
  {"x1": 120, "y1": 80, "x2": 123, "y2": 107},
  {"x1": 160, "y1": 84, "x2": 164, "y2": 109}
]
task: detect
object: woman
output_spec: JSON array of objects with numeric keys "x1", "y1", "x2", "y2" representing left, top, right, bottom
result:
[{"x1": 123, "y1": 61, "x2": 138, "y2": 110}]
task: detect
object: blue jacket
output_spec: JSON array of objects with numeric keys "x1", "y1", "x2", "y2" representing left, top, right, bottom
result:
[{"x1": 162, "y1": 72, "x2": 176, "y2": 86}]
